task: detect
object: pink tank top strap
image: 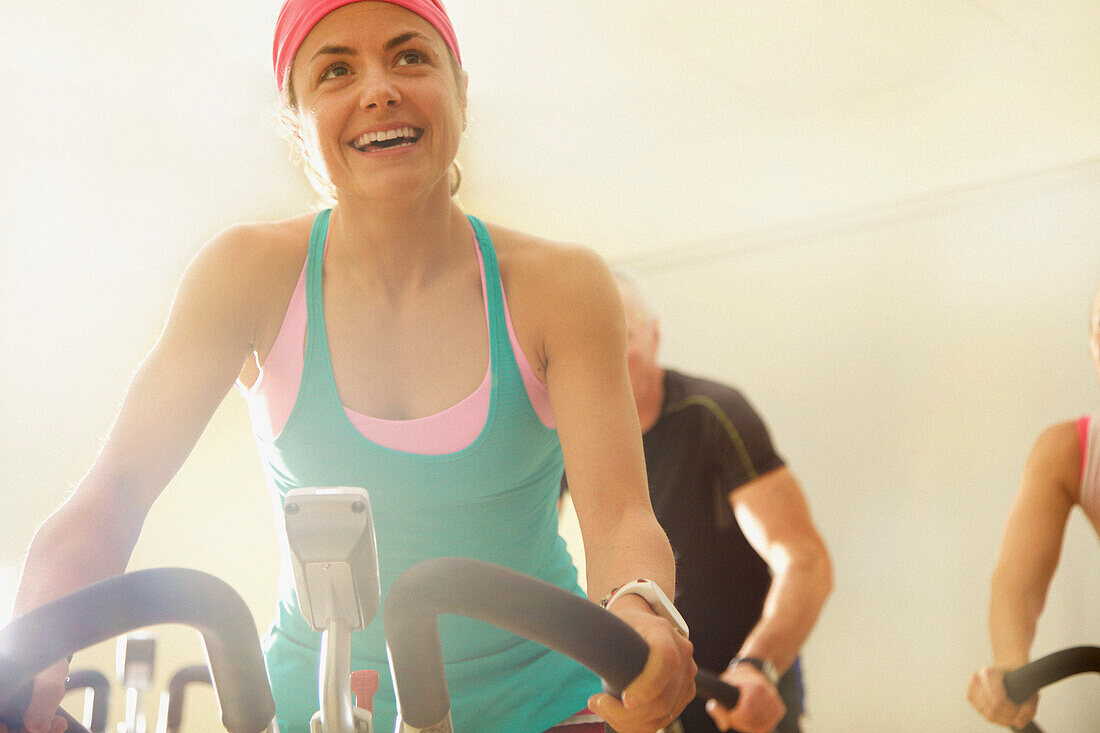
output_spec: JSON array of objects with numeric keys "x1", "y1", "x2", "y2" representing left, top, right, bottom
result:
[
  {"x1": 1077, "y1": 416, "x2": 1089, "y2": 477},
  {"x1": 1079, "y1": 414, "x2": 1100, "y2": 523}
]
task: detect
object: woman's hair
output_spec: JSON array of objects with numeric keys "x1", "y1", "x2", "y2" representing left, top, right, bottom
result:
[{"x1": 276, "y1": 51, "x2": 466, "y2": 205}]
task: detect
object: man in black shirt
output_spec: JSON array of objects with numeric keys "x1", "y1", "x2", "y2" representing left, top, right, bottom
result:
[{"x1": 611, "y1": 272, "x2": 833, "y2": 733}]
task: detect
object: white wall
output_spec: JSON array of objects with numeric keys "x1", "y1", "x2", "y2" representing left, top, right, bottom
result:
[
  {"x1": 2, "y1": 2, "x2": 1098, "y2": 731},
  {"x1": 611, "y1": 163, "x2": 1100, "y2": 732}
]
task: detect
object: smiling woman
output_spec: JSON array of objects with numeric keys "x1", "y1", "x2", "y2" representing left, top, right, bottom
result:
[
  {"x1": 3, "y1": 2, "x2": 698, "y2": 733},
  {"x1": 275, "y1": 0, "x2": 466, "y2": 204}
]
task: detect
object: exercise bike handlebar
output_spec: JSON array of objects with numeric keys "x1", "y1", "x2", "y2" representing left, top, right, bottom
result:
[
  {"x1": 0, "y1": 568, "x2": 275, "y2": 733},
  {"x1": 161, "y1": 664, "x2": 212, "y2": 733},
  {"x1": 1001, "y1": 645, "x2": 1100, "y2": 733},
  {"x1": 383, "y1": 557, "x2": 740, "y2": 730},
  {"x1": 64, "y1": 670, "x2": 110, "y2": 733}
]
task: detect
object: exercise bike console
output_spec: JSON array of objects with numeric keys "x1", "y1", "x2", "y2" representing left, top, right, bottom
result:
[{"x1": 284, "y1": 487, "x2": 381, "y2": 733}]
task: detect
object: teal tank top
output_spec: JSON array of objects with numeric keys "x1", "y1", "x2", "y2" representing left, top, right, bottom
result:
[{"x1": 253, "y1": 210, "x2": 598, "y2": 732}]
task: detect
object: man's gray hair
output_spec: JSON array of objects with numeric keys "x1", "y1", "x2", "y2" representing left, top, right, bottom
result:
[{"x1": 611, "y1": 267, "x2": 657, "y2": 322}]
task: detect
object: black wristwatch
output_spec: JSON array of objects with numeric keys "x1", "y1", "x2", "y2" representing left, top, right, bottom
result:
[{"x1": 729, "y1": 656, "x2": 779, "y2": 686}]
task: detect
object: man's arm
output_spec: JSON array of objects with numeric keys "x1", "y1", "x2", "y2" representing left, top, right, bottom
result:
[
  {"x1": 729, "y1": 466, "x2": 833, "y2": 673},
  {"x1": 706, "y1": 466, "x2": 832, "y2": 733}
]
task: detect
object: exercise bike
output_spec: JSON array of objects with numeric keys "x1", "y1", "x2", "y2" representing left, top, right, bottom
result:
[
  {"x1": 62, "y1": 631, "x2": 163, "y2": 733},
  {"x1": 282, "y1": 487, "x2": 740, "y2": 733},
  {"x1": 0, "y1": 567, "x2": 276, "y2": 733},
  {"x1": 155, "y1": 664, "x2": 213, "y2": 733},
  {"x1": 63, "y1": 670, "x2": 109, "y2": 733},
  {"x1": 0, "y1": 487, "x2": 741, "y2": 732},
  {"x1": 62, "y1": 646, "x2": 214, "y2": 733}
]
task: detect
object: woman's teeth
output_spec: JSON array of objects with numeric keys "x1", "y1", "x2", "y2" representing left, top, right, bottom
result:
[{"x1": 352, "y1": 126, "x2": 423, "y2": 151}]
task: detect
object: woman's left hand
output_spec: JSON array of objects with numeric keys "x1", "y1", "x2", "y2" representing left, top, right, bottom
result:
[
  {"x1": 587, "y1": 595, "x2": 697, "y2": 733},
  {"x1": 967, "y1": 665, "x2": 1038, "y2": 729}
]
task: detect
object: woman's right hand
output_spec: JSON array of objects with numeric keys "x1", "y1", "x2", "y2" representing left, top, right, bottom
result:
[
  {"x1": 586, "y1": 595, "x2": 697, "y2": 733},
  {"x1": 967, "y1": 665, "x2": 1038, "y2": 729},
  {"x1": 0, "y1": 660, "x2": 70, "y2": 733}
]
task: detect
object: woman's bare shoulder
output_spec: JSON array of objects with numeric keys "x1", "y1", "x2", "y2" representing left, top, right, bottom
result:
[
  {"x1": 172, "y1": 213, "x2": 316, "y2": 355},
  {"x1": 484, "y1": 222, "x2": 613, "y2": 295},
  {"x1": 1027, "y1": 419, "x2": 1084, "y2": 503},
  {"x1": 482, "y1": 221, "x2": 624, "y2": 368},
  {"x1": 181, "y1": 213, "x2": 315, "y2": 300},
  {"x1": 1031, "y1": 420, "x2": 1081, "y2": 461},
  {"x1": 203, "y1": 212, "x2": 315, "y2": 267}
]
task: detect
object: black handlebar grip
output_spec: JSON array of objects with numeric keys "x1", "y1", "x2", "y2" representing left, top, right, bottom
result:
[
  {"x1": 0, "y1": 682, "x2": 35, "y2": 730},
  {"x1": 696, "y1": 668, "x2": 740, "y2": 710},
  {"x1": 1002, "y1": 646, "x2": 1100, "y2": 733},
  {"x1": 383, "y1": 557, "x2": 739, "y2": 729},
  {"x1": 0, "y1": 568, "x2": 274, "y2": 733},
  {"x1": 1003, "y1": 646, "x2": 1100, "y2": 703}
]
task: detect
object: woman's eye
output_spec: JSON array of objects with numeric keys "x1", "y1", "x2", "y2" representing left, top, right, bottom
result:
[
  {"x1": 396, "y1": 50, "x2": 426, "y2": 66},
  {"x1": 319, "y1": 63, "x2": 351, "y2": 82}
]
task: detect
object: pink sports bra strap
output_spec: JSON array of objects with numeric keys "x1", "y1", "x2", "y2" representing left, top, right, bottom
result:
[
  {"x1": 1078, "y1": 416, "x2": 1089, "y2": 479},
  {"x1": 1079, "y1": 414, "x2": 1100, "y2": 523}
]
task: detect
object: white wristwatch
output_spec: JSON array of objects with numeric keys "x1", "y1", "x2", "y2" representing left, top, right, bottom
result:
[{"x1": 601, "y1": 579, "x2": 690, "y2": 638}]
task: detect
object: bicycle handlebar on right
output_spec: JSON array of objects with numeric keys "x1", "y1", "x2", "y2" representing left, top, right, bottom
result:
[
  {"x1": 0, "y1": 568, "x2": 274, "y2": 733},
  {"x1": 1002, "y1": 646, "x2": 1100, "y2": 733},
  {"x1": 383, "y1": 557, "x2": 739, "y2": 731}
]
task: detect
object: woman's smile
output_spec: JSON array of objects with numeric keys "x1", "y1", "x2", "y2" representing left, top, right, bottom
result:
[{"x1": 349, "y1": 125, "x2": 425, "y2": 152}]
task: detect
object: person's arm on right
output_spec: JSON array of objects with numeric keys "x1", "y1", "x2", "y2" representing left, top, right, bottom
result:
[
  {"x1": 966, "y1": 421, "x2": 1079, "y2": 729},
  {"x1": 707, "y1": 466, "x2": 832, "y2": 733},
  {"x1": 4, "y1": 225, "x2": 268, "y2": 733}
]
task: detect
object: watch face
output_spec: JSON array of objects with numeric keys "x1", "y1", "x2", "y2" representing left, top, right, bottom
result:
[{"x1": 735, "y1": 657, "x2": 778, "y2": 685}]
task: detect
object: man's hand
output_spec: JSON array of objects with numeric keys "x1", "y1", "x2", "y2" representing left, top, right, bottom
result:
[{"x1": 705, "y1": 662, "x2": 785, "y2": 733}]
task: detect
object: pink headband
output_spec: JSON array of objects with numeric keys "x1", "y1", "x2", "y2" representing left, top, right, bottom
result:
[{"x1": 273, "y1": 0, "x2": 461, "y2": 94}]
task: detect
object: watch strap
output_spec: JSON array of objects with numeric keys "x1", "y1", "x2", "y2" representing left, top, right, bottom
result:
[
  {"x1": 730, "y1": 656, "x2": 779, "y2": 686},
  {"x1": 600, "y1": 579, "x2": 689, "y2": 638}
]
